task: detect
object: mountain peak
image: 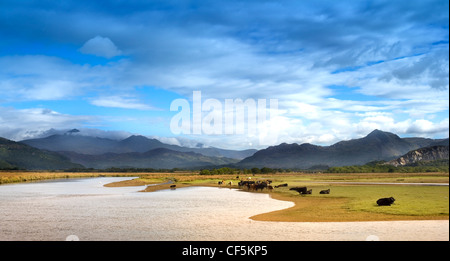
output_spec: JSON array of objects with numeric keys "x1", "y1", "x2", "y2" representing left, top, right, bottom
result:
[
  {"x1": 123, "y1": 135, "x2": 152, "y2": 141},
  {"x1": 121, "y1": 135, "x2": 163, "y2": 144},
  {"x1": 365, "y1": 129, "x2": 400, "y2": 140},
  {"x1": 367, "y1": 129, "x2": 387, "y2": 136}
]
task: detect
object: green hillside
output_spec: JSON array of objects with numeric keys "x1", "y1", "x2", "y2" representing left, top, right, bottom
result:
[{"x1": 0, "y1": 137, "x2": 84, "y2": 170}]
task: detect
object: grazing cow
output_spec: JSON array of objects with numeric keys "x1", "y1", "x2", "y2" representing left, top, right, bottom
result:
[
  {"x1": 377, "y1": 197, "x2": 395, "y2": 206},
  {"x1": 289, "y1": 187, "x2": 308, "y2": 194},
  {"x1": 238, "y1": 180, "x2": 255, "y2": 187},
  {"x1": 227, "y1": 181, "x2": 233, "y2": 186},
  {"x1": 254, "y1": 182, "x2": 267, "y2": 191},
  {"x1": 320, "y1": 189, "x2": 330, "y2": 194},
  {"x1": 274, "y1": 183, "x2": 288, "y2": 188},
  {"x1": 218, "y1": 180, "x2": 223, "y2": 185},
  {"x1": 170, "y1": 185, "x2": 176, "y2": 189}
]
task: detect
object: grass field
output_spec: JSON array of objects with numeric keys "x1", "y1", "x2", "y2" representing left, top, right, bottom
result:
[
  {"x1": 1, "y1": 171, "x2": 448, "y2": 222},
  {"x1": 253, "y1": 184, "x2": 448, "y2": 222}
]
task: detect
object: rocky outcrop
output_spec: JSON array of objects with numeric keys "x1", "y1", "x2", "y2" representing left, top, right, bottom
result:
[{"x1": 386, "y1": 146, "x2": 449, "y2": 167}]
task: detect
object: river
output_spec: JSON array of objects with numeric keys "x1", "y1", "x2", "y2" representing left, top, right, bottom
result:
[{"x1": 0, "y1": 177, "x2": 447, "y2": 241}]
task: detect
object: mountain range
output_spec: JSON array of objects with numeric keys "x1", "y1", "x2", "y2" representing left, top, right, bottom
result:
[
  {"x1": 19, "y1": 135, "x2": 245, "y2": 169},
  {"x1": 56, "y1": 149, "x2": 239, "y2": 169},
  {"x1": 1, "y1": 129, "x2": 448, "y2": 170},
  {"x1": 22, "y1": 134, "x2": 256, "y2": 159},
  {"x1": 237, "y1": 130, "x2": 449, "y2": 169}
]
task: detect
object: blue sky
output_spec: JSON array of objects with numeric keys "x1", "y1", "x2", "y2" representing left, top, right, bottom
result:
[{"x1": 0, "y1": 0, "x2": 448, "y2": 149}]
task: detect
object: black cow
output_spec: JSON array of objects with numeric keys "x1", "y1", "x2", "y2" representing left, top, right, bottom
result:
[
  {"x1": 377, "y1": 197, "x2": 395, "y2": 206},
  {"x1": 289, "y1": 187, "x2": 308, "y2": 194},
  {"x1": 238, "y1": 180, "x2": 255, "y2": 187},
  {"x1": 170, "y1": 185, "x2": 176, "y2": 189},
  {"x1": 254, "y1": 182, "x2": 268, "y2": 191},
  {"x1": 275, "y1": 183, "x2": 288, "y2": 188},
  {"x1": 320, "y1": 189, "x2": 330, "y2": 194}
]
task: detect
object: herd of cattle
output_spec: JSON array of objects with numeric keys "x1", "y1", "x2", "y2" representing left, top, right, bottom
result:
[
  {"x1": 233, "y1": 180, "x2": 332, "y2": 195},
  {"x1": 289, "y1": 186, "x2": 331, "y2": 195},
  {"x1": 217, "y1": 179, "x2": 396, "y2": 206},
  {"x1": 236, "y1": 180, "x2": 274, "y2": 191}
]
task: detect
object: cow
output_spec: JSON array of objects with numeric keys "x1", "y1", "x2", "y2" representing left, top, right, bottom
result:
[
  {"x1": 218, "y1": 180, "x2": 224, "y2": 185},
  {"x1": 254, "y1": 182, "x2": 267, "y2": 191},
  {"x1": 170, "y1": 185, "x2": 176, "y2": 189},
  {"x1": 320, "y1": 189, "x2": 330, "y2": 194},
  {"x1": 274, "y1": 183, "x2": 288, "y2": 188},
  {"x1": 377, "y1": 197, "x2": 396, "y2": 206},
  {"x1": 289, "y1": 187, "x2": 308, "y2": 194},
  {"x1": 238, "y1": 180, "x2": 255, "y2": 187}
]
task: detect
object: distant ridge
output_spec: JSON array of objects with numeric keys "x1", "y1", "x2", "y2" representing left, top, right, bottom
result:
[
  {"x1": 237, "y1": 130, "x2": 449, "y2": 169},
  {"x1": 1, "y1": 134, "x2": 240, "y2": 170},
  {"x1": 10, "y1": 130, "x2": 450, "y2": 170},
  {"x1": 58, "y1": 148, "x2": 239, "y2": 169},
  {"x1": 21, "y1": 134, "x2": 257, "y2": 160},
  {"x1": 20, "y1": 134, "x2": 246, "y2": 169}
]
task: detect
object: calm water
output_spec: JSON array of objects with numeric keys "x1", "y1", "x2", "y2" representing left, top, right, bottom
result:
[{"x1": 0, "y1": 177, "x2": 448, "y2": 241}]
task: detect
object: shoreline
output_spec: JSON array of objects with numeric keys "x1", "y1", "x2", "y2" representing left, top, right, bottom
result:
[
  {"x1": 105, "y1": 178, "x2": 449, "y2": 222},
  {"x1": 2, "y1": 172, "x2": 448, "y2": 223}
]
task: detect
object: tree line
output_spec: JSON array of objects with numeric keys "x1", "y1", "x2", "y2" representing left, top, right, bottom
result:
[
  {"x1": 199, "y1": 167, "x2": 284, "y2": 175},
  {"x1": 2, "y1": 159, "x2": 447, "y2": 173}
]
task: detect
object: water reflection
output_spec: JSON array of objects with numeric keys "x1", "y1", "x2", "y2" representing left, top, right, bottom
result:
[{"x1": 0, "y1": 177, "x2": 447, "y2": 241}]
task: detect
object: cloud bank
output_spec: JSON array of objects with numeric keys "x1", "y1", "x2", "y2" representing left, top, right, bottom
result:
[{"x1": 0, "y1": 0, "x2": 448, "y2": 148}]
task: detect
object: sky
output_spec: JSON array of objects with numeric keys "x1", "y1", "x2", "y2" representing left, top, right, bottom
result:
[{"x1": 0, "y1": 0, "x2": 448, "y2": 150}]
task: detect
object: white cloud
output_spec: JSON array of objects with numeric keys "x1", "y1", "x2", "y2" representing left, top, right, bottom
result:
[
  {"x1": 0, "y1": 55, "x2": 118, "y2": 102},
  {"x1": 406, "y1": 119, "x2": 450, "y2": 136},
  {"x1": 0, "y1": 107, "x2": 94, "y2": 141},
  {"x1": 352, "y1": 113, "x2": 449, "y2": 138},
  {"x1": 79, "y1": 36, "x2": 122, "y2": 58},
  {"x1": 0, "y1": 55, "x2": 83, "y2": 101},
  {"x1": 90, "y1": 96, "x2": 157, "y2": 110},
  {"x1": 336, "y1": 46, "x2": 449, "y2": 100}
]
